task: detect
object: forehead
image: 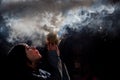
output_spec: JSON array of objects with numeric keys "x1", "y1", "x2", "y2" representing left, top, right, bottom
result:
[
  {"x1": 23, "y1": 44, "x2": 29, "y2": 48},
  {"x1": 18, "y1": 43, "x2": 29, "y2": 48}
]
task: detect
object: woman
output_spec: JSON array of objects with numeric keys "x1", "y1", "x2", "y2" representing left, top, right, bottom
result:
[{"x1": 6, "y1": 43, "x2": 51, "y2": 80}]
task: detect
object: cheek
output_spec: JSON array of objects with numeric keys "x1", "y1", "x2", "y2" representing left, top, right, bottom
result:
[
  {"x1": 34, "y1": 50, "x2": 42, "y2": 59},
  {"x1": 26, "y1": 49, "x2": 42, "y2": 61},
  {"x1": 31, "y1": 50, "x2": 42, "y2": 60},
  {"x1": 26, "y1": 51, "x2": 33, "y2": 59}
]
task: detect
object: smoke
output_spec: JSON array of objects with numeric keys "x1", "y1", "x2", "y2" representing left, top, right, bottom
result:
[
  {"x1": 2, "y1": 11, "x2": 64, "y2": 47},
  {"x1": 58, "y1": 5, "x2": 117, "y2": 38},
  {"x1": 56, "y1": 1, "x2": 120, "y2": 38},
  {"x1": 0, "y1": 0, "x2": 97, "y2": 47},
  {"x1": 0, "y1": 0, "x2": 120, "y2": 47}
]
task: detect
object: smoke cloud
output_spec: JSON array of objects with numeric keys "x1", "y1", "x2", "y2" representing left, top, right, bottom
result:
[
  {"x1": 59, "y1": 5, "x2": 115, "y2": 33},
  {"x1": 0, "y1": 0, "x2": 97, "y2": 47},
  {"x1": 0, "y1": 0, "x2": 120, "y2": 46},
  {"x1": 2, "y1": 12, "x2": 64, "y2": 46}
]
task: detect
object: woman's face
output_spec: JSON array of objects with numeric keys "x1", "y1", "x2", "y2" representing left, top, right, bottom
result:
[{"x1": 24, "y1": 44, "x2": 42, "y2": 62}]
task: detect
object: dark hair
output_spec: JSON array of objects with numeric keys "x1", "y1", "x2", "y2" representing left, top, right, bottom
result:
[
  {"x1": 7, "y1": 44, "x2": 32, "y2": 73},
  {"x1": 6, "y1": 44, "x2": 34, "y2": 80}
]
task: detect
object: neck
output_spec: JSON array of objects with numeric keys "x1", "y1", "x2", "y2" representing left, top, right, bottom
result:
[{"x1": 27, "y1": 62, "x2": 38, "y2": 70}]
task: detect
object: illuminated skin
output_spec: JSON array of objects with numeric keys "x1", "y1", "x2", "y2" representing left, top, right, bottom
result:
[
  {"x1": 25, "y1": 44, "x2": 42, "y2": 62},
  {"x1": 19, "y1": 44, "x2": 42, "y2": 70},
  {"x1": 47, "y1": 43, "x2": 60, "y2": 56},
  {"x1": 46, "y1": 32, "x2": 60, "y2": 56}
]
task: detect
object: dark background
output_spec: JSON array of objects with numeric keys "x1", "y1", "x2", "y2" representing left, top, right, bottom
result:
[{"x1": 0, "y1": 0, "x2": 120, "y2": 80}]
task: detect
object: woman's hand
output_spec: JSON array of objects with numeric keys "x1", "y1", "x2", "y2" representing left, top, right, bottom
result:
[{"x1": 47, "y1": 43, "x2": 60, "y2": 56}]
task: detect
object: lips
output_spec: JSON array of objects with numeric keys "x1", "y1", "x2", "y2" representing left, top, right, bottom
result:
[{"x1": 35, "y1": 50, "x2": 42, "y2": 58}]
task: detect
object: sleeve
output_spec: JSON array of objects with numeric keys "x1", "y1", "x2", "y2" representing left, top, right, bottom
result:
[{"x1": 48, "y1": 50, "x2": 59, "y2": 69}]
